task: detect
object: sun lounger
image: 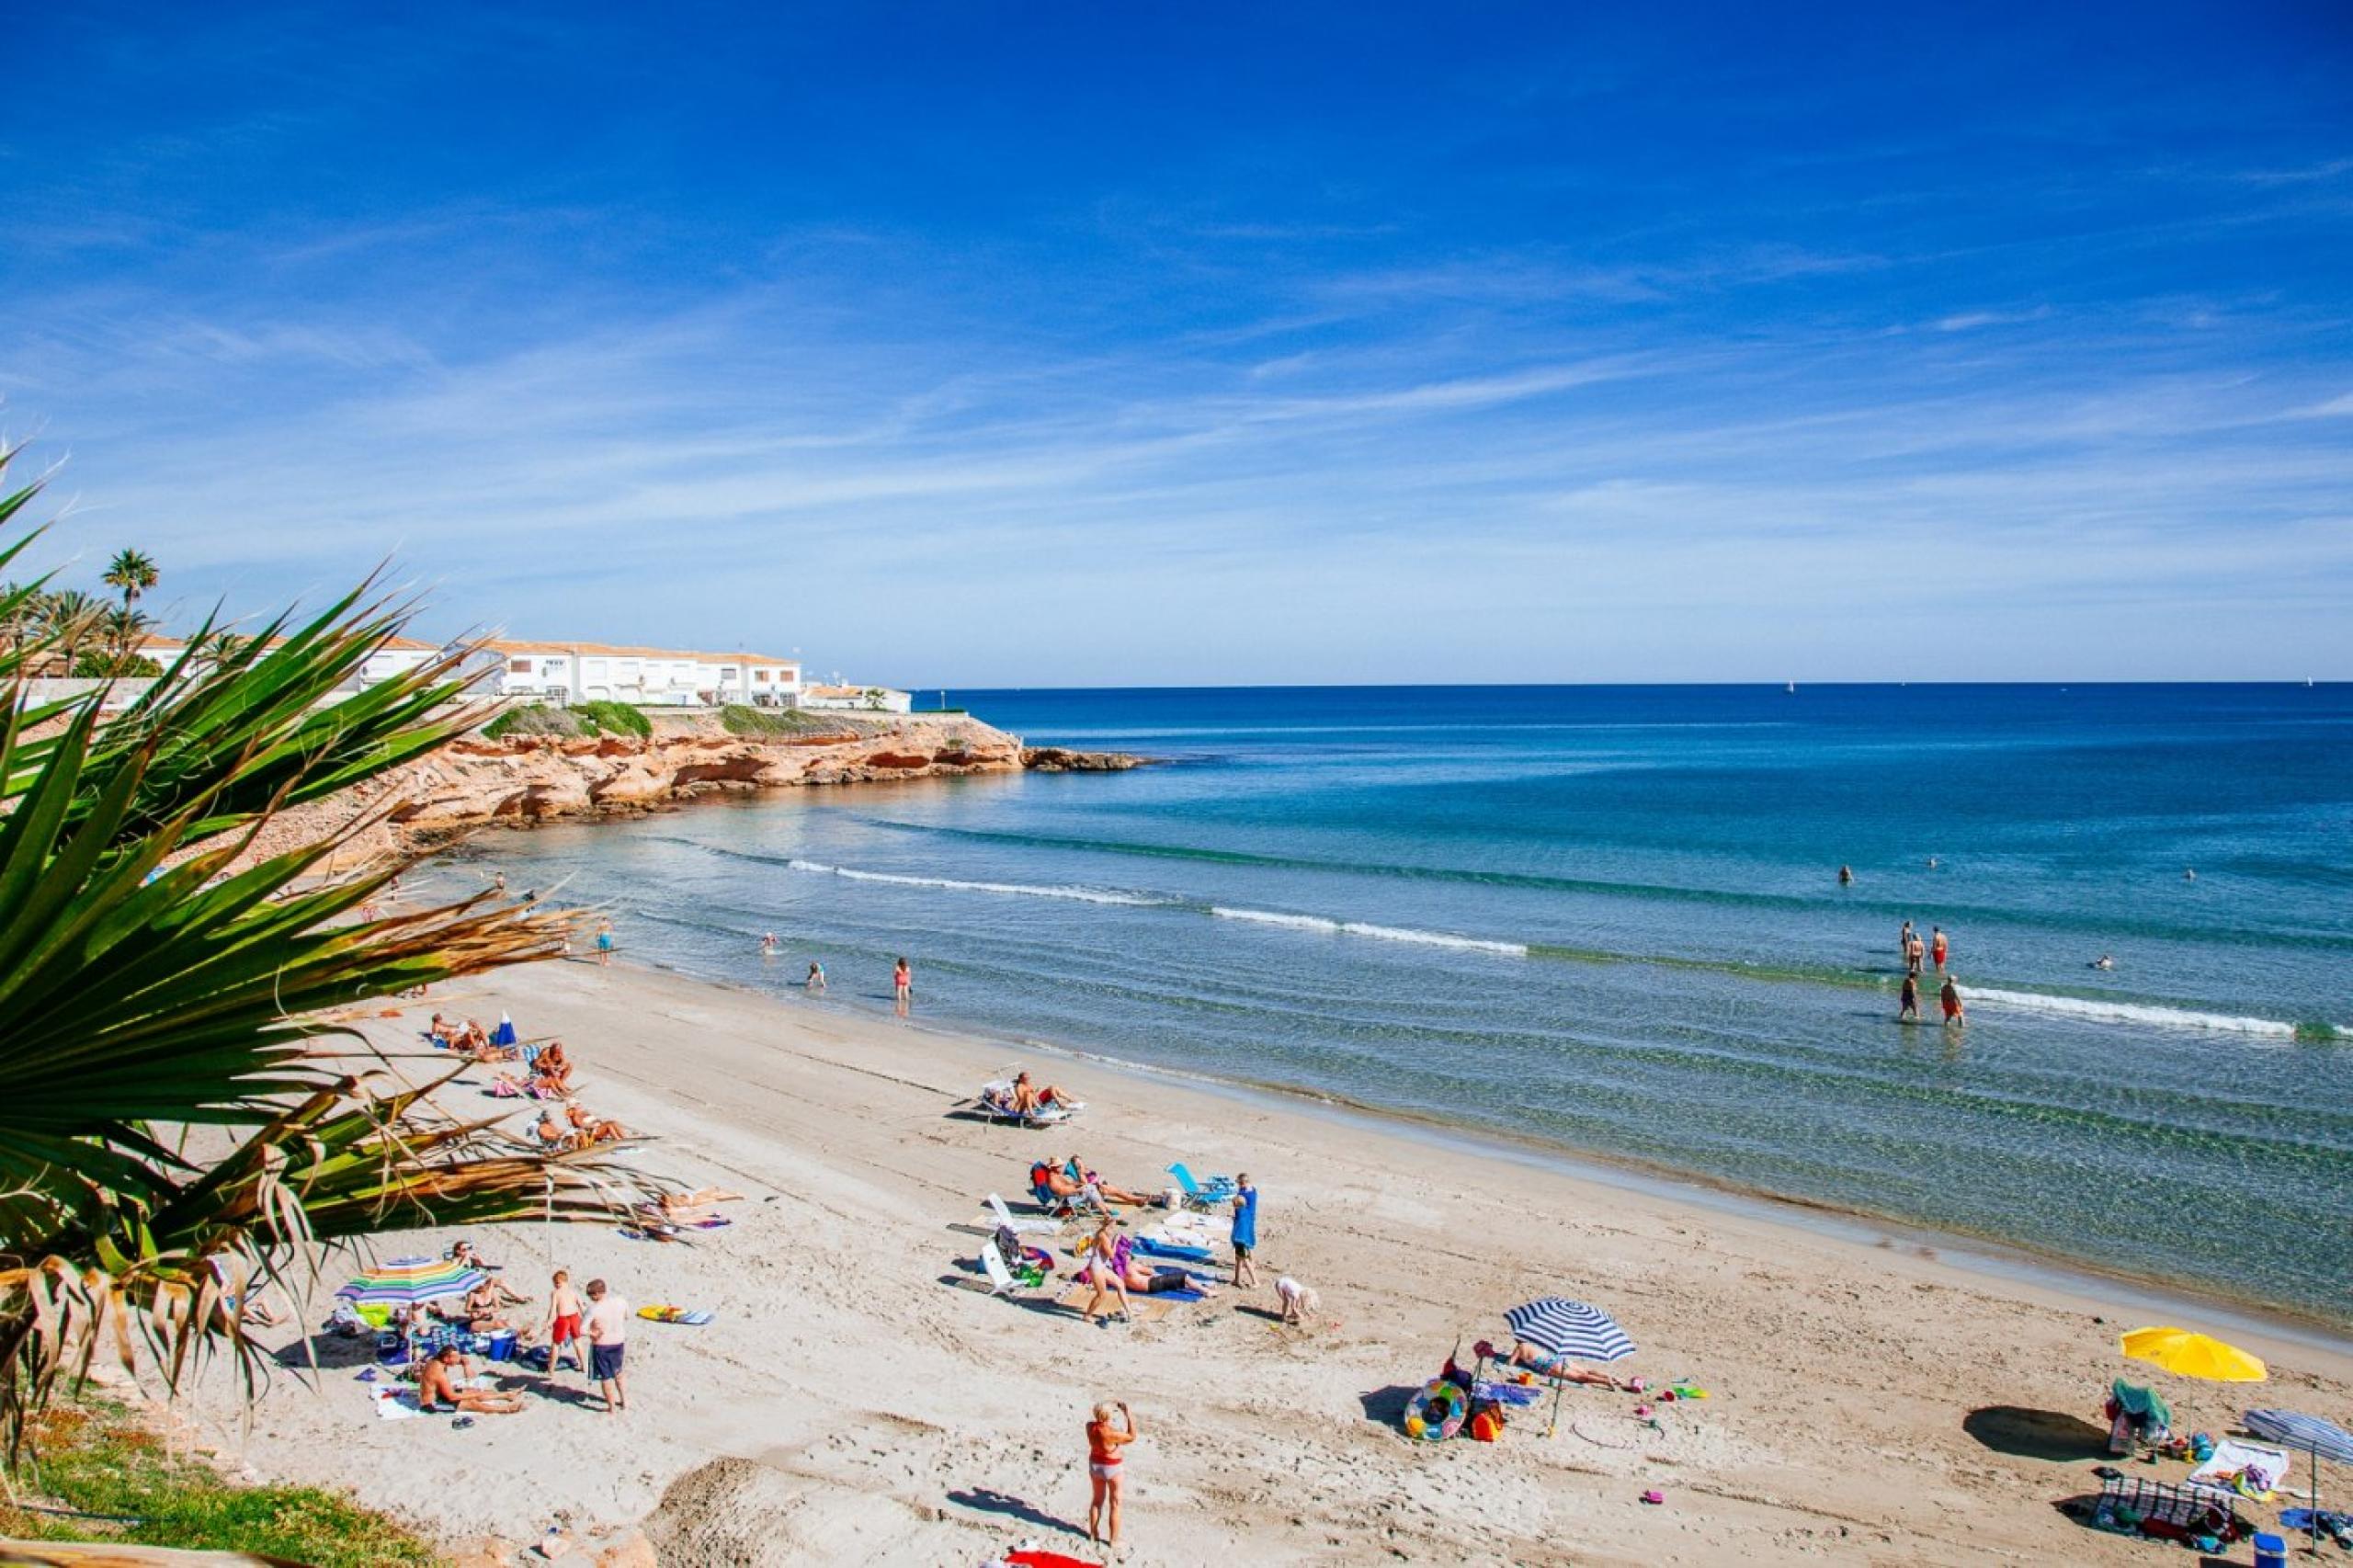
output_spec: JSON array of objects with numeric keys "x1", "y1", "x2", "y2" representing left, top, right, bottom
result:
[
  {"x1": 1167, "y1": 1163, "x2": 1235, "y2": 1210},
  {"x1": 981, "y1": 1239, "x2": 1051, "y2": 1299},
  {"x1": 973, "y1": 1081, "x2": 1075, "y2": 1127},
  {"x1": 987, "y1": 1193, "x2": 1062, "y2": 1235}
]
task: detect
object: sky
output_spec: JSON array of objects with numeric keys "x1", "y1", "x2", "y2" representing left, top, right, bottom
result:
[{"x1": 3, "y1": 2, "x2": 2349, "y2": 685}]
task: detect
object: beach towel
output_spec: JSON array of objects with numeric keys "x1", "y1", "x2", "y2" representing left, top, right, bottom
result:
[
  {"x1": 1051, "y1": 1284, "x2": 1176, "y2": 1323},
  {"x1": 1134, "y1": 1237, "x2": 1211, "y2": 1262},
  {"x1": 2189, "y1": 1439, "x2": 2290, "y2": 1494},
  {"x1": 636, "y1": 1305, "x2": 715, "y2": 1325},
  {"x1": 369, "y1": 1388, "x2": 424, "y2": 1421},
  {"x1": 1472, "y1": 1381, "x2": 1545, "y2": 1407}
]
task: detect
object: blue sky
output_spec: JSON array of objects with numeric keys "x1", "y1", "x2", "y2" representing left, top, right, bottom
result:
[{"x1": 4, "y1": 2, "x2": 2349, "y2": 684}]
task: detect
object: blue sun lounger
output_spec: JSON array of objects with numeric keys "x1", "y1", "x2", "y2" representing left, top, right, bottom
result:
[{"x1": 1166, "y1": 1163, "x2": 1235, "y2": 1210}]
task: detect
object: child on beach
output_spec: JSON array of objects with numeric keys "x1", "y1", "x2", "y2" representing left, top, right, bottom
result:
[
  {"x1": 542, "y1": 1270, "x2": 585, "y2": 1378},
  {"x1": 595, "y1": 918, "x2": 614, "y2": 966},
  {"x1": 1086, "y1": 1402, "x2": 1141, "y2": 1551},
  {"x1": 1276, "y1": 1275, "x2": 1318, "y2": 1324}
]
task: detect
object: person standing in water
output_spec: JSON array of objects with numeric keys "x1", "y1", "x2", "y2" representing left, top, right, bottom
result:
[
  {"x1": 1905, "y1": 930, "x2": 1926, "y2": 977},
  {"x1": 805, "y1": 960, "x2": 826, "y2": 993},
  {"x1": 1838, "y1": 865, "x2": 1854, "y2": 886},
  {"x1": 1899, "y1": 972, "x2": 1920, "y2": 1021},
  {"x1": 759, "y1": 932, "x2": 779, "y2": 957},
  {"x1": 1899, "y1": 920, "x2": 1915, "y2": 960},
  {"x1": 1930, "y1": 926, "x2": 1949, "y2": 971},
  {"x1": 1939, "y1": 975, "x2": 1965, "y2": 1027},
  {"x1": 893, "y1": 956, "x2": 912, "y2": 1014}
]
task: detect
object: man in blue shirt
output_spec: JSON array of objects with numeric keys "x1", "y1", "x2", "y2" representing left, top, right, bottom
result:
[{"x1": 1230, "y1": 1173, "x2": 1259, "y2": 1289}]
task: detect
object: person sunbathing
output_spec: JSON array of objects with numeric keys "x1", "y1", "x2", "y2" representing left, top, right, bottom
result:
[
  {"x1": 1066, "y1": 1158, "x2": 1150, "y2": 1208},
  {"x1": 1488, "y1": 1337, "x2": 1636, "y2": 1391},
  {"x1": 642, "y1": 1187, "x2": 743, "y2": 1219},
  {"x1": 416, "y1": 1346, "x2": 523, "y2": 1415},
  {"x1": 531, "y1": 1040, "x2": 574, "y2": 1094},
  {"x1": 426, "y1": 1012, "x2": 458, "y2": 1047},
  {"x1": 1010, "y1": 1072, "x2": 1074, "y2": 1115},
  {"x1": 534, "y1": 1108, "x2": 582, "y2": 1153},
  {"x1": 1111, "y1": 1235, "x2": 1213, "y2": 1296},
  {"x1": 459, "y1": 1278, "x2": 530, "y2": 1332},
  {"x1": 565, "y1": 1104, "x2": 628, "y2": 1145},
  {"x1": 454, "y1": 1018, "x2": 490, "y2": 1053}
]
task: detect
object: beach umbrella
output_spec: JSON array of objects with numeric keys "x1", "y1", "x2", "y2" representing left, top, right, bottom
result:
[
  {"x1": 335, "y1": 1256, "x2": 484, "y2": 1305},
  {"x1": 2120, "y1": 1326, "x2": 2268, "y2": 1383},
  {"x1": 1506, "y1": 1297, "x2": 1637, "y2": 1363},
  {"x1": 2243, "y1": 1409, "x2": 2353, "y2": 1551},
  {"x1": 490, "y1": 1013, "x2": 517, "y2": 1048},
  {"x1": 1504, "y1": 1296, "x2": 1636, "y2": 1437}
]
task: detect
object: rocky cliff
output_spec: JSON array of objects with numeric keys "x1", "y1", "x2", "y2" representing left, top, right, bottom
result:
[{"x1": 394, "y1": 714, "x2": 1025, "y2": 839}]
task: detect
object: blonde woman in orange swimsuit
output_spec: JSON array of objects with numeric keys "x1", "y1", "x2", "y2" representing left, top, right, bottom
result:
[{"x1": 1086, "y1": 1400, "x2": 1141, "y2": 1550}]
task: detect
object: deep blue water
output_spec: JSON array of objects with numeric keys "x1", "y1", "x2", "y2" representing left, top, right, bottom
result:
[{"x1": 460, "y1": 685, "x2": 2353, "y2": 1324}]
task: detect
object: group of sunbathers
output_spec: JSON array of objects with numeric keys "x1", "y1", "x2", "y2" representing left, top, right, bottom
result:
[
  {"x1": 1031, "y1": 1154, "x2": 1154, "y2": 1211},
  {"x1": 535, "y1": 1101, "x2": 629, "y2": 1153},
  {"x1": 1071, "y1": 1212, "x2": 1221, "y2": 1324}
]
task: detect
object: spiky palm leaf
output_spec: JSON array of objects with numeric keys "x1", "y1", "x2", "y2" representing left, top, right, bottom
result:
[{"x1": 0, "y1": 449, "x2": 661, "y2": 1460}]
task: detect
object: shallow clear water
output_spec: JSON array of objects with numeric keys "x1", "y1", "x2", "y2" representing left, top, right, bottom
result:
[{"x1": 460, "y1": 685, "x2": 2353, "y2": 1324}]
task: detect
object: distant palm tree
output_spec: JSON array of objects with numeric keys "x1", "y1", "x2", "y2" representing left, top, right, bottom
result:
[
  {"x1": 100, "y1": 550, "x2": 159, "y2": 664},
  {"x1": 38, "y1": 587, "x2": 105, "y2": 674}
]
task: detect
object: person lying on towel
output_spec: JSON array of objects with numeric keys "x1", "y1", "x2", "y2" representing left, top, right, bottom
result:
[
  {"x1": 1479, "y1": 1337, "x2": 1636, "y2": 1392},
  {"x1": 1112, "y1": 1235, "x2": 1215, "y2": 1296}
]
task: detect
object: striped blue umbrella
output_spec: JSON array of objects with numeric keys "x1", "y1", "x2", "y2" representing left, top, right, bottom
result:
[
  {"x1": 2243, "y1": 1409, "x2": 2353, "y2": 1546},
  {"x1": 1504, "y1": 1297, "x2": 1636, "y2": 1363}
]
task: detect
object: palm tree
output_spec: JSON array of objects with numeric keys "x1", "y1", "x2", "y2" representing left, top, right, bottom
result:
[
  {"x1": 198, "y1": 629, "x2": 246, "y2": 665},
  {"x1": 100, "y1": 549, "x2": 158, "y2": 665},
  {"x1": 0, "y1": 447, "x2": 661, "y2": 1461},
  {"x1": 36, "y1": 587, "x2": 104, "y2": 676}
]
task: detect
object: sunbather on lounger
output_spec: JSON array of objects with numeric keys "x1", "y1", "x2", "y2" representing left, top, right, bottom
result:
[
  {"x1": 1065, "y1": 1158, "x2": 1150, "y2": 1208},
  {"x1": 1493, "y1": 1338, "x2": 1635, "y2": 1391},
  {"x1": 418, "y1": 1346, "x2": 523, "y2": 1415},
  {"x1": 1010, "y1": 1072, "x2": 1074, "y2": 1115}
]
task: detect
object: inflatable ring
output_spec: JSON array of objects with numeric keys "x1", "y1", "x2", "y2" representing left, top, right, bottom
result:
[{"x1": 1404, "y1": 1379, "x2": 1469, "y2": 1441}]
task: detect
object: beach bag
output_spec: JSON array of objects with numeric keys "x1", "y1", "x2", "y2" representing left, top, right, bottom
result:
[{"x1": 1467, "y1": 1404, "x2": 1505, "y2": 1443}]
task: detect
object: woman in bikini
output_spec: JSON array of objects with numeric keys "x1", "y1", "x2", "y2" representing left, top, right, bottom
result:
[
  {"x1": 1077, "y1": 1216, "x2": 1135, "y2": 1326},
  {"x1": 1495, "y1": 1338, "x2": 1636, "y2": 1391},
  {"x1": 1086, "y1": 1402, "x2": 1141, "y2": 1550}
]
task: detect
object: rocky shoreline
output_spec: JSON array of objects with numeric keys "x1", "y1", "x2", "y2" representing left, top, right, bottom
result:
[{"x1": 284, "y1": 713, "x2": 1143, "y2": 871}]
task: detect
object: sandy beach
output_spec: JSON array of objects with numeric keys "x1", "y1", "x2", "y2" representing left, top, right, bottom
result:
[{"x1": 196, "y1": 955, "x2": 2353, "y2": 1566}]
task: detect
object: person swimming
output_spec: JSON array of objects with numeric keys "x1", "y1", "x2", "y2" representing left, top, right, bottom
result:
[
  {"x1": 2091, "y1": 954, "x2": 2115, "y2": 970},
  {"x1": 1837, "y1": 865, "x2": 1854, "y2": 886}
]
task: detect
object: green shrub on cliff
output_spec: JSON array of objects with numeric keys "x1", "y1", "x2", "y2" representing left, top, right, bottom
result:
[
  {"x1": 574, "y1": 699, "x2": 651, "y2": 737},
  {"x1": 483, "y1": 703, "x2": 582, "y2": 740},
  {"x1": 720, "y1": 703, "x2": 831, "y2": 736}
]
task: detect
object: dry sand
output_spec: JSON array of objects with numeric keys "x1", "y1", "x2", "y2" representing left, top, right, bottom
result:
[{"x1": 196, "y1": 956, "x2": 2353, "y2": 1566}]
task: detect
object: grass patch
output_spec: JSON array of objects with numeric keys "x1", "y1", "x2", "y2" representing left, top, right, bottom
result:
[
  {"x1": 719, "y1": 704, "x2": 837, "y2": 736},
  {"x1": 0, "y1": 1395, "x2": 438, "y2": 1566},
  {"x1": 483, "y1": 702, "x2": 581, "y2": 740},
  {"x1": 574, "y1": 699, "x2": 651, "y2": 738}
]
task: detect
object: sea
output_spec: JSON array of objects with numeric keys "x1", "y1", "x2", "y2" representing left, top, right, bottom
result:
[{"x1": 454, "y1": 685, "x2": 2353, "y2": 1327}]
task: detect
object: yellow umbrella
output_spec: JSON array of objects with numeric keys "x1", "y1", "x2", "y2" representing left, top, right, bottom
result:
[{"x1": 2120, "y1": 1326, "x2": 2268, "y2": 1382}]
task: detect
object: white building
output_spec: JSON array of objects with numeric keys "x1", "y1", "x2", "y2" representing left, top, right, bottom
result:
[
  {"x1": 800, "y1": 681, "x2": 913, "y2": 714},
  {"x1": 139, "y1": 632, "x2": 442, "y2": 687},
  {"x1": 483, "y1": 641, "x2": 801, "y2": 708}
]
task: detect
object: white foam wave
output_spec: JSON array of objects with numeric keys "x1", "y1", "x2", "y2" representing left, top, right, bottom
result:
[
  {"x1": 1969, "y1": 988, "x2": 2298, "y2": 1038},
  {"x1": 1210, "y1": 906, "x2": 1527, "y2": 956},
  {"x1": 785, "y1": 859, "x2": 1165, "y2": 906}
]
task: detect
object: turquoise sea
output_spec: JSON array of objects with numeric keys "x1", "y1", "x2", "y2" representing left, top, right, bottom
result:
[{"x1": 460, "y1": 685, "x2": 2353, "y2": 1325}]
